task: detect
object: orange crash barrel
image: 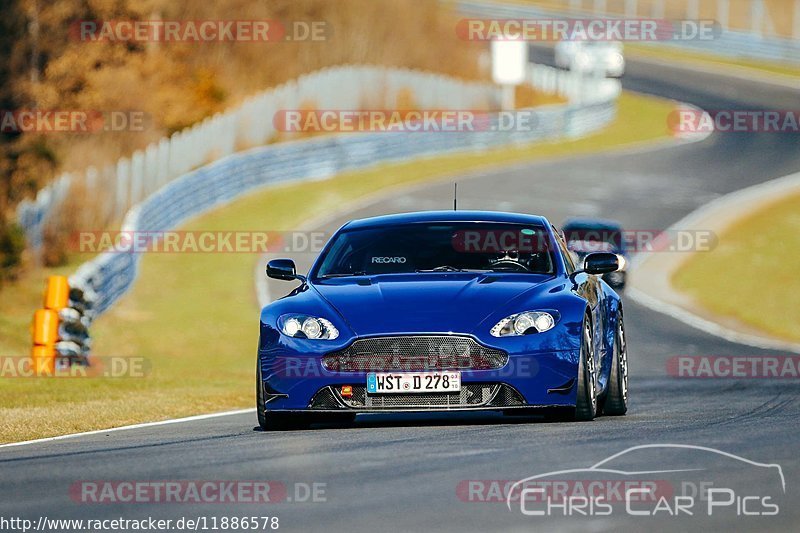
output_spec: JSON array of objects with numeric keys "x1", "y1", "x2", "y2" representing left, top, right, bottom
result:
[
  {"x1": 32, "y1": 309, "x2": 59, "y2": 345},
  {"x1": 44, "y1": 275, "x2": 69, "y2": 311},
  {"x1": 31, "y1": 344, "x2": 55, "y2": 375}
]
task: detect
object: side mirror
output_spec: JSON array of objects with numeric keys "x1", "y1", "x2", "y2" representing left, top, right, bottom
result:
[
  {"x1": 583, "y1": 252, "x2": 619, "y2": 275},
  {"x1": 267, "y1": 259, "x2": 299, "y2": 281}
]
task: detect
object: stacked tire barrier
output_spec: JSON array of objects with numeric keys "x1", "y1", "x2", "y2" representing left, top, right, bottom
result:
[{"x1": 30, "y1": 276, "x2": 93, "y2": 374}]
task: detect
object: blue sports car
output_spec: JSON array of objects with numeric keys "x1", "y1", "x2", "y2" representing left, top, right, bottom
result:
[{"x1": 257, "y1": 211, "x2": 628, "y2": 430}]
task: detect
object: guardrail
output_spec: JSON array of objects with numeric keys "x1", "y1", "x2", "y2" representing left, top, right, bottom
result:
[
  {"x1": 458, "y1": 0, "x2": 800, "y2": 64},
  {"x1": 69, "y1": 64, "x2": 617, "y2": 317}
]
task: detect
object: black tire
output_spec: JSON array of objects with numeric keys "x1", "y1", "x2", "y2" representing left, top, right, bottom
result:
[
  {"x1": 574, "y1": 315, "x2": 598, "y2": 421},
  {"x1": 602, "y1": 313, "x2": 629, "y2": 416},
  {"x1": 256, "y1": 361, "x2": 309, "y2": 431}
]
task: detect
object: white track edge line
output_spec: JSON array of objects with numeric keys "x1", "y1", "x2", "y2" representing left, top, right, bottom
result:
[{"x1": 0, "y1": 408, "x2": 256, "y2": 449}]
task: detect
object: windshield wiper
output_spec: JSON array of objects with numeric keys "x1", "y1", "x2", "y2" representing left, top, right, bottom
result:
[{"x1": 318, "y1": 271, "x2": 366, "y2": 278}]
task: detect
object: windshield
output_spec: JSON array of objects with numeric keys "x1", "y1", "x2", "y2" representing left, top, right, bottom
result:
[
  {"x1": 564, "y1": 226, "x2": 624, "y2": 252},
  {"x1": 314, "y1": 222, "x2": 556, "y2": 278}
]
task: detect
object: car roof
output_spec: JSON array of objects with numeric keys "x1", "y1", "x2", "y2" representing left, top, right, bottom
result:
[
  {"x1": 343, "y1": 211, "x2": 551, "y2": 230},
  {"x1": 562, "y1": 217, "x2": 623, "y2": 231}
]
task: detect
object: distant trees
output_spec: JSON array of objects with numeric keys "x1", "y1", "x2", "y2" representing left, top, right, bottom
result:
[{"x1": 1, "y1": 0, "x2": 29, "y2": 282}]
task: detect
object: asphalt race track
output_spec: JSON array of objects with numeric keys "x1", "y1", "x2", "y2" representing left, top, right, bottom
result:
[{"x1": 2, "y1": 58, "x2": 799, "y2": 531}]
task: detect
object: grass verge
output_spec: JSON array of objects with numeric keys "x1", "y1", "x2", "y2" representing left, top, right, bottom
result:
[
  {"x1": 672, "y1": 192, "x2": 800, "y2": 343},
  {"x1": 0, "y1": 91, "x2": 675, "y2": 443}
]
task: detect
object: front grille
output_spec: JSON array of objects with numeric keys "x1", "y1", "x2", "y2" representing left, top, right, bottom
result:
[
  {"x1": 309, "y1": 383, "x2": 525, "y2": 410},
  {"x1": 322, "y1": 336, "x2": 508, "y2": 372}
]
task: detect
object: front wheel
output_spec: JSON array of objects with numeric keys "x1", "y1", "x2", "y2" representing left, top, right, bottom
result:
[
  {"x1": 574, "y1": 316, "x2": 598, "y2": 421},
  {"x1": 602, "y1": 314, "x2": 629, "y2": 415}
]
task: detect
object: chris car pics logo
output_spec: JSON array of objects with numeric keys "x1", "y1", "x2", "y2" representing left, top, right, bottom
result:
[{"x1": 506, "y1": 444, "x2": 785, "y2": 518}]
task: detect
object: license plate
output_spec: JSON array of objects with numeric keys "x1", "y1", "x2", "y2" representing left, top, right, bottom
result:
[{"x1": 366, "y1": 372, "x2": 461, "y2": 394}]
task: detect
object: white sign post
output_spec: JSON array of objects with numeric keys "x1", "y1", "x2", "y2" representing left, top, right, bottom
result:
[{"x1": 491, "y1": 40, "x2": 528, "y2": 110}]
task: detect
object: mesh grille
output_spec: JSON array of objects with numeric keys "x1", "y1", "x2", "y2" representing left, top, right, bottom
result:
[
  {"x1": 309, "y1": 387, "x2": 340, "y2": 409},
  {"x1": 322, "y1": 336, "x2": 508, "y2": 372},
  {"x1": 309, "y1": 384, "x2": 525, "y2": 410},
  {"x1": 492, "y1": 383, "x2": 526, "y2": 406}
]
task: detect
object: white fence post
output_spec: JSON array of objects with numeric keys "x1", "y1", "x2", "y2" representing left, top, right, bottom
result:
[
  {"x1": 102, "y1": 164, "x2": 115, "y2": 224},
  {"x1": 130, "y1": 150, "x2": 145, "y2": 206},
  {"x1": 687, "y1": 0, "x2": 700, "y2": 21},
  {"x1": 157, "y1": 138, "x2": 170, "y2": 189},
  {"x1": 145, "y1": 143, "x2": 158, "y2": 198},
  {"x1": 85, "y1": 166, "x2": 98, "y2": 193},
  {"x1": 115, "y1": 158, "x2": 130, "y2": 219},
  {"x1": 717, "y1": 0, "x2": 730, "y2": 31},
  {"x1": 795, "y1": 0, "x2": 800, "y2": 40},
  {"x1": 624, "y1": 0, "x2": 637, "y2": 18},
  {"x1": 751, "y1": 0, "x2": 764, "y2": 37},
  {"x1": 168, "y1": 131, "x2": 181, "y2": 178},
  {"x1": 651, "y1": 0, "x2": 665, "y2": 18}
]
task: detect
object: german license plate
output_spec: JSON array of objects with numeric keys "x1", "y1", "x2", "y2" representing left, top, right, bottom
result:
[{"x1": 366, "y1": 372, "x2": 461, "y2": 394}]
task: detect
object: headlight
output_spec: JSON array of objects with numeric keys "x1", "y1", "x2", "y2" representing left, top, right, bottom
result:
[
  {"x1": 490, "y1": 311, "x2": 558, "y2": 337},
  {"x1": 278, "y1": 314, "x2": 339, "y2": 340}
]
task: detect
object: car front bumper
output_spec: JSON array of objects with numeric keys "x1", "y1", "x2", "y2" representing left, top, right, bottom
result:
[{"x1": 258, "y1": 344, "x2": 582, "y2": 412}]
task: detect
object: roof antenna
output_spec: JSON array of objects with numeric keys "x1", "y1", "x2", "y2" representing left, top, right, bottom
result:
[{"x1": 453, "y1": 183, "x2": 458, "y2": 211}]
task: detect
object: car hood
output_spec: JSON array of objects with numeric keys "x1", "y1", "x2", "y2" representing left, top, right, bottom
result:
[{"x1": 311, "y1": 273, "x2": 557, "y2": 337}]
